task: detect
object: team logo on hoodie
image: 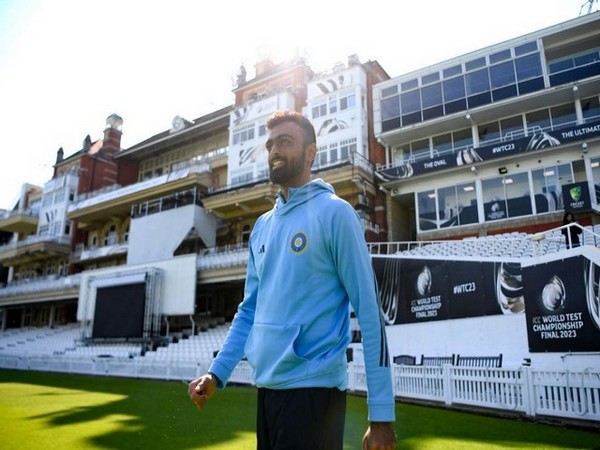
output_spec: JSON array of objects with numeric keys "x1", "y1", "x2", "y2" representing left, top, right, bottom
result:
[{"x1": 290, "y1": 232, "x2": 308, "y2": 254}]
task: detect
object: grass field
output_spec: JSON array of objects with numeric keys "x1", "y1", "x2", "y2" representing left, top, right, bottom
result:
[{"x1": 0, "y1": 369, "x2": 598, "y2": 449}]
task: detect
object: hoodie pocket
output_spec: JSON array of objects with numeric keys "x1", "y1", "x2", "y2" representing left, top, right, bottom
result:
[{"x1": 245, "y1": 323, "x2": 308, "y2": 385}]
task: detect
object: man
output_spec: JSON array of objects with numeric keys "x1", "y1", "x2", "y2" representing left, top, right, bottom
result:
[{"x1": 188, "y1": 110, "x2": 396, "y2": 449}]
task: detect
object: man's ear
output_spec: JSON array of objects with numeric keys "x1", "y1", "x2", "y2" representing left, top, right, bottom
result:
[{"x1": 306, "y1": 143, "x2": 317, "y2": 165}]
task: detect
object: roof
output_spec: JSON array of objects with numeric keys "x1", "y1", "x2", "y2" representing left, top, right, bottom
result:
[{"x1": 116, "y1": 105, "x2": 233, "y2": 160}]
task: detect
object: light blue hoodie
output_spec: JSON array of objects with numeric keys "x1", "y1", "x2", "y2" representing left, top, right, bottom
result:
[{"x1": 209, "y1": 179, "x2": 395, "y2": 422}]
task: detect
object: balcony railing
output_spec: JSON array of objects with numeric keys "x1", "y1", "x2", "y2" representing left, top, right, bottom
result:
[
  {"x1": 71, "y1": 242, "x2": 129, "y2": 263},
  {"x1": 208, "y1": 151, "x2": 374, "y2": 194},
  {"x1": 197, "y1": 243, "x2": 249, "y2": 270},
  {"x1": 0, "y1": 235, "x2": 71, "y2": 253},
  {"x1": 0, "y1": 208, "x2": 39, "y2": 221},
  {"x1": 0, "y1": 274, "x2": 81, "y2": 298}
]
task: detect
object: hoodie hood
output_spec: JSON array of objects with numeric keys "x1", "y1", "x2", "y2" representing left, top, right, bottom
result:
[{"x1": 274, "y1": 178, "x2": 334, "y2": 216}]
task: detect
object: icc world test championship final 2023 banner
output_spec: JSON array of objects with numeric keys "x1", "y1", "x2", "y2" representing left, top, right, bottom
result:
[{"x1": 373, "y1": 255, "x2": 600, "y2": 353}]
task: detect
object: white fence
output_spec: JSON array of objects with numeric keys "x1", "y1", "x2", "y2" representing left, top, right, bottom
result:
[{"x1": 1, "y1": 355, "x2": 598, "y2": 423}]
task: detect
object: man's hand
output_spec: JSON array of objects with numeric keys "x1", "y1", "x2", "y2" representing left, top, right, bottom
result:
[
  {"x1": 188, "y1": 373, "x2": 219, "y2": 410},
  {"x1": 362, "y1": 421, "x2": 396, "y2": 449}
]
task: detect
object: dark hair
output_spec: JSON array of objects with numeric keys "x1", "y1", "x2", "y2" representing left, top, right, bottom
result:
[
  {"x1": 266, "y1": 110, "x2": 316, "y2": 147},
  {"x1": 563, "y1": 212, "x2": 574, "y2": 224}
]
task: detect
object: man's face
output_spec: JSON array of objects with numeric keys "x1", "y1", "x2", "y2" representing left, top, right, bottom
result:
[{"x1": 265, "y1": 121, "x2": 312, "y2": 187}]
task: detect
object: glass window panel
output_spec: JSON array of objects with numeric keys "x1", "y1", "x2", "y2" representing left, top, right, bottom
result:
[
  {"x1": 465, "y1": 68, "x2": 490, "y2": 95},
  {"x1": 490, "y1": 60, "x2": 516, "y2": 88},
  {"x1": 490, "y1": 49, "x2": 511, "y2": 64},
  {"x1": 329, "y1": 96, "x2": 337, "y2": 114},
  {"x1": 443, "y1": 65, "x2": 462, "y2": 78},
  {"x1": 514, "y1": 41, "x2": 537, "y2": 56},
  {"x1": 438, "y1": 186, "x2": 458, "y2": 227},
  {"x1": 422, "y1": 105, "x2": 444, "y2": 121},
  {"x1": 466, "y1": 57, "x2": 486, "y2": 71},
  {"x1": 468, "y1": 92, "x2": 492, "y2": 108},
  {"x1": 421, "y1": 83, "x2": 443, "y2": 108},
  {"x1": 401, "y1": 79, "x2": 418, "y2": 91},
  {"x1": 549, "y1": 59, "x2": 574, "y2": 74},
  {"x1": 422, "y1": 72, "x2": 440, "y2": 85},
  {"x1": 582, "y1": 96, "x2": 600, "y2": 122},
  {"x1": 551, "y1": 103, "x2": 577, "y2": 128},
  {"x1": 432, "y1": 133, "x2": 453, "y2": 155},
  {"x1": 442, "y1": 76, "x2": 465, "y2": 101},
  {"x1": 492, "y1": 84, "x2": 518, "y2": 101},
  {"x1": 574, "y1": 51, "x2": 599, "y2": 66},
  {"x1": 402, "y1": 111, "x2": 422, "y2": 126},
  {"x1": 418, "y1": 190, "x2": 438, "y2": 231},
  {"x1": 500, "y1": 115, "x2": 524, "y2": 140},
  {"x1": 381, "y1": 96, "x2": 400, "y2": 120},
  {"x1": 457, "y1": 182, "x2": 478, "y2": 225},
  {"x1": 518, "y1": 78, "x2": 544, "y2": 95},
  {"x1": 444, "y1": 99, "x2": 467, "y2": 114},
  {"x1": 515, "y1": 53, "x2": 542, "y2": 81},
  {"x1": 526, "y1": 109, "x2": 551, "y2": 133},
  {"x1": 411, "y1": 138, "x2": 430, "y2": 161},
  {"x1": 381, "y1": 85, "x2": 398, "y2": 97},
  {"x1": 382, "y1": 117, "x2": 401, "y2": 132},
  {"x1": 478, "y1": 121, "x2": 501, "y2": 145},
  {"x1": 400, "y1": 90, "x2": 421, "y2": 114},
  {"x1": 482, "y1": 177, "x2": 507, "y2": 222},
  {"x1": 505, "y1": 172, "x2": 532, "y2": 218},
  {"x1": 453, "y1": 128, "x2": 473, "y2": 151}
]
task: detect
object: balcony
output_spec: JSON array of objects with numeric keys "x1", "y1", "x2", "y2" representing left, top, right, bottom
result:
[
  {"x1": 0, "y1": 209, "x2": 38, "y2": 234},
  {"x1": 204, "y1": 151, "x2": 376, "y2": 220},
  {"x1": 197, "y1": 244, "x2": 249, "y2": 284},
  {"x1": 0, "y1": 274, "x2": 81, "y2": 302},
  {"x1": 70, "y1": 242, "x2": 129, "y2": 264},
  {"x1": 68, "y1": 164, "x2": 215, "y2": 228},
  {"x1": 0, "y1": 235, "x2": 71, "y2": 265}
]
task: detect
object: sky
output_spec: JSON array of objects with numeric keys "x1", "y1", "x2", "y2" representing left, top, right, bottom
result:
[{"x1": 0, "y1": 0, "x2": 595, "y2": 209}]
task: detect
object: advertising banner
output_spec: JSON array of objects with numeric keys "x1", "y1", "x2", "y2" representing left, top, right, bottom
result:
[
  {"x1": 562, "y1": 182, "x2": 592, "y2": 213},
  {"x1": 376, "y1": 119, "x2": 600, "y2": 181},
  {"x1": 523, "y1": 256, "x2": 600, "y2": 352},
  {"x1": 372, "y1": 256, "x2": 511, "y2": 325}
]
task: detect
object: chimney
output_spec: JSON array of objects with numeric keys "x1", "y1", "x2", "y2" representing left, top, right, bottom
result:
[
  {"x1": 255, "y1": 58, "x2": 275, "y2": 77},
  {"x1": 56, "y1": 147, "x2": 64, "y2": 164},
  {"x1": 102, "y1": 113, "x2": 123, "y2": 156},
  {"x1": 83, "y1": 135, "x2": 92, "y2": 152}
]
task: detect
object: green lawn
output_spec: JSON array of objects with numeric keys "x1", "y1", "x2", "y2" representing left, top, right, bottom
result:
[{"x1": 0, "y1": 369, "x2": 597, "y2": 449}]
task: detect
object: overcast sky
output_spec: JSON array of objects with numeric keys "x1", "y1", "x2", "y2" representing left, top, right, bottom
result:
[{"x1": 0, "y1": 0, "x2": 592, "y2": 208}]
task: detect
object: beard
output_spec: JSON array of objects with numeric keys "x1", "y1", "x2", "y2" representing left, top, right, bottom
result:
[{"x1": 269, "y1": 148, "x2": 306, "y2": 185}]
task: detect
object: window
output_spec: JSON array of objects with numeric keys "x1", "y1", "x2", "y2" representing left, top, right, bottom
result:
[
  {"x1": 482, "y1": 172, "x2": 531, "y2": 221},
  {"x1": 490, "y1": 49, "x2": 511, "y2": 64},
  {"x1": 422, "y1": 72, "x2": 440, "y2": 85},
  {"x1": 478, "y1": 121, "x2": 501, "y2": 145},
  {"x1": 312, "y1": 102, "x2": 327, "y2": 119},
  {"x1": 340, "y1": 138, "x2": 356, "y2": 160},
  {"x1": 381, "y1": 85, "x2": 398, "y2": 97},
  {"x1": 490, "y1": 60, "x2": 516, "y2": 88},
  {"x1": 381, "y1": 96, "x2": 400, "y2": 120},
  {"x1": 515, "y1": 53, "x2": 542, "y2": 81},
  {"x1": 500, "y1": 115, "x2": 524, "y2": 140},
  {"x1": 582, "y1": 96, "x2": 600, "y2": 122},
  {"x1": 318, "y1": 145, "x2": 327, "y2": 167},
  {"x1": 466, "y1": 68, "x2": 490, "y2": 95},
  {"x1": 104, "y1": 224, "x2": 118, "y2": 246},
  {"x1": 340, "y1": 92, "x2": 356, "y2": 110},
  {"x1": 418, "y1": 190, "x2": 437, "y2": 231},
  {"x1": 242, "y1": 224, "x2": 251, "y2": 244},
  {"x1": 432, "y1": 133, "x2": 453, "y2": 156},
  {"x1": 550, "y1": 103, "x2": 577, "y2": 129},
  {"x1": 526, "y1": 109, "x2": 551, "y2": 133},
  {"x1": 329, "y1": 143, "x2": 339, "y2": 163},
  {"x1": 532, "y1": 163, "x2": 571, "y2": 213},
  {"x1": 329, "y1": 96, "x2": 337, "y2": 114},
  {"x1": 232, "y1": 123, "x2": 255, "y2": 145},
  {"x1": 452, "y1": 128, "x2": 472, "y2": 151},
  {"x1": 442, "y1": 76, "x2": 465, "y2": 102},
  {"x1": 401, "y1": 79, "x2": 418, "y2": 91},
  {"x1": 411, "y1": 139, "x2": 430, "y2": 161}
]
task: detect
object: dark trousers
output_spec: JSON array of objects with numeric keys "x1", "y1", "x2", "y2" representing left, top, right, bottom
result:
[{"x1": 256, "y1": 387, "x2": 346, "y2": 450}]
